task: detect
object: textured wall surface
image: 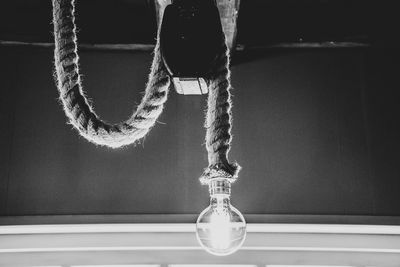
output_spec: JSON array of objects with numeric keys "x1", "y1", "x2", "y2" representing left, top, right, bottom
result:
[{"x1": 0, "y1": 46, "x2": 399, "y2": 216}]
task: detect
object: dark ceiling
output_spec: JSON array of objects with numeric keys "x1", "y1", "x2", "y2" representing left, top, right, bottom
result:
[{"x1": 0, "y1": 0, "x2": 399, "y2": 47}]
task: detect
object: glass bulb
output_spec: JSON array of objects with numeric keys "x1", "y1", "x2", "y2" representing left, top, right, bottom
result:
[{"x1": 196, "y1": 193, "x2": 246, "y2": 256}]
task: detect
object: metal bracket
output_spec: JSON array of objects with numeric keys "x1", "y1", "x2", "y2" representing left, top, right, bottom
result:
[{"x1": 173, "y1": 77, "x2": 208, "y2": 95}]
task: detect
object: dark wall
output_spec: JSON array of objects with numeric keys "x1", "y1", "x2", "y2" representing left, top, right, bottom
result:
[{"x1": 0, "y1": 46, "x2": 399, "y2": 216}]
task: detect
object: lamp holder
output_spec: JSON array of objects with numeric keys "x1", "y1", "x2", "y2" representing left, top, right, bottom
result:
[
  {"x1": 159, "y1": 0, "x2": 224, "y2": 95},
  {"x1": 209, "y1": 178, "x2": 231, "y2": 197}
]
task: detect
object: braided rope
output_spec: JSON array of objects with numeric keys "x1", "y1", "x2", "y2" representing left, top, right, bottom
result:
[
  {"x1": 52, "y1": 0, "x2": 240, "y2": 181},
  {"x1": 199, "y1": 38, "x2": 241, "y2": 184},
  {"x1": 52, "y1": 0, "x2": 170, "y2": 148}
]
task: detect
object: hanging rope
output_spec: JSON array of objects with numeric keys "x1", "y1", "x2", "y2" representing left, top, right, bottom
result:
[
  {"x1": 52, "y1": 0, "x2": 170, "y2": 148},
  {"x1": 52, "y1": 0, "x2": 240, "y2": 181},
  {"x1": 200, "y1": 37, "x2": 241, "y2": 184}
]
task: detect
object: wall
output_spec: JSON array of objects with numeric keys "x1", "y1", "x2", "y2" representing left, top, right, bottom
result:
[{"x1": 0, "y1": 46, "x2": 399, "y2": 217}]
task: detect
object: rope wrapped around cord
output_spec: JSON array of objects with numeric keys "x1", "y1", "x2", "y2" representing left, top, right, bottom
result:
[
  {"x1": 52, "y1": 0, "x2": 240, "y2": 181},
  {"x1": 200, "y1": 35, "x2": 241, "y2": 184}
]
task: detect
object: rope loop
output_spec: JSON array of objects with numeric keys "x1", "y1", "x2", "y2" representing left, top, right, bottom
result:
[
  {"x1": 52, "y1": 0, "x2": 171, "y2": 148},
  {"x1": 52, "y1": 0, "x2": 240, "y2": 181}
]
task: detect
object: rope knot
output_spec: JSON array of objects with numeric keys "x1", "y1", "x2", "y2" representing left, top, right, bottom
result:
[{"x1": 199, "y1": 162, "x2": 241, "y2": 185}]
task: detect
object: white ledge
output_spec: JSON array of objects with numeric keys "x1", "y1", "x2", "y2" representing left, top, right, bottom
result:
[
  {"x1": 2, "y1": 223, "x2": 400, "y2": 235},
  {"x1": 1, "y1": 223, "x2": 400, "y2": 266}
]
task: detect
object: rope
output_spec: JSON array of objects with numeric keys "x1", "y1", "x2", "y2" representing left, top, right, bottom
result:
[
  {"x1": 200, "y1": 38, "x2": 241, "y2": 184},
  {"x1": 52, "y1": 0, "x2": 170, "y2": 148},
  {"x1": 52, "y1": 0, "x2": 240, "y2": 182}
]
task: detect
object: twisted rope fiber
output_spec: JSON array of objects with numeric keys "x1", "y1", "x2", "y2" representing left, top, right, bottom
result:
[
  {"x1": 52, "y1": 0, "x2": 171, "y2": 148},
  {"x1": 200, "y1": 37, "x2": 241, "y2": 184},
  {"x1": 52, "y1": 0, "x2": 240, "y2": 181}
]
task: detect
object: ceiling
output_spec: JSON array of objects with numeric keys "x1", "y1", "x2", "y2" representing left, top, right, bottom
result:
[{"x1": 0, "y1": 0, "x2": 399, "y2": 47}]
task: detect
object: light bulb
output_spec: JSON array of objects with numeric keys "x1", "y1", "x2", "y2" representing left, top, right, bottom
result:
[{"x1": 196, "y1": 179, "x2": 246, "y2": 256}]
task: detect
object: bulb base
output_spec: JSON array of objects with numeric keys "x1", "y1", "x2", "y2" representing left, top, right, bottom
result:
[{"x1": 209, "y1": 179, "x2": 231, "y2": 196}]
